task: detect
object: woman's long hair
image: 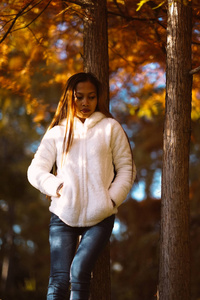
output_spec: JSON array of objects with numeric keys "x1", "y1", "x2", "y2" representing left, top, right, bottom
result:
[{"x1": 48, "y1": 72, "x2": 113, "y2": 156}]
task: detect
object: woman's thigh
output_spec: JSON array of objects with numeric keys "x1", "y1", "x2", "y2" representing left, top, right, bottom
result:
[
  {"x1": 71, "y1": 214, "x2": 115, "y2": 279},
  {"x1": 49, "y1": 213, "x2": 78, "y2": 276}
]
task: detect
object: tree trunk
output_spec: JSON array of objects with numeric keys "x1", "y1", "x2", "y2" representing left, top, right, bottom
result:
[
  {"x1": 158, "y1": 1, "x2": 192, "y2": 299},
  {"x1": 83, "y1": 0, "x2": 109, "y2": 108},
  {"x1": 1, "y1": 204, "x2": 15, "y2": 294},
  {"x1": 83, "y1": 1, "x2": 111, "y2": 299}
]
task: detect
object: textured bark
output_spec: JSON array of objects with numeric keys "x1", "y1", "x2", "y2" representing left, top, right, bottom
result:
[
  {"x1": 158, "y1": 1, "x2": 192, "y2": 299},
  {"x1": 83, "y1": 0, "x2": 109, "y2": 108},
  {"x1": 90, "y1": 243, "x2": 111, "y2": 300},
  {"x1": 83, "y1": 1, "x2": 111, "y2": 299}
]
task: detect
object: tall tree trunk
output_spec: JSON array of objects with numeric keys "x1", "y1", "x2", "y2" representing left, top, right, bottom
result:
[
  {"x1": 1, "y1": 204, "x2": 15, "y2": 294},
  {"x1": 83, "y1": 0, "x2": 109, "y2": 108},
  {"x1": 158, "y1": 1, "x2": 192, "y2": 299},
  {"x1": 83, "y1": 1, "x2": 111, "y2": 299}
]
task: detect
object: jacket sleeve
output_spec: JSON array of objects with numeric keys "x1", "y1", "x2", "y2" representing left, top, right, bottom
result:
[
  {"x1": 27, "y1": 128, "x2": 63, "y2": 197},
  {"x1": 108, "y1": 121, "x2": 136, "y2": 207}
]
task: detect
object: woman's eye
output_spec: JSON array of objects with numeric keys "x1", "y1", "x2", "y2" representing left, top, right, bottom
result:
[
  {"x1": 75, "y1": 95, "x2": 96, "y2": 101},
  {"x1": 76, "y1": 96, "x2": 83, "y2": 100}
]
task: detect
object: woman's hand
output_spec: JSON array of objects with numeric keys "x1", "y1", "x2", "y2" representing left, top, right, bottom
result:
[
  {"x1": 111, "y1": 199, "x2": 116, "y2": 208},
  {"x1": 56, "y1": 183, "x2": 64, "y2": 197}
]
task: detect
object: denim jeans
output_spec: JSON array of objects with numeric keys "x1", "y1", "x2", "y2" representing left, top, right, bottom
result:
[{"x1": 47, "y1": 213, "x2": 115, "y2": 300}]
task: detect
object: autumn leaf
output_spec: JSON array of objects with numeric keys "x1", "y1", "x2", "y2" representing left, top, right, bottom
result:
[{"x1": 136, "y1": 0, "x2": 150, "y2": 11}]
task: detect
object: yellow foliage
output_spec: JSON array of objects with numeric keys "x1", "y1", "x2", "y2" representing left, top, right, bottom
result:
[
  {"x1": 54, "y1": 73, "x2": 71, "y2": 84},
  {"x1": 9, "y1": 56, "x2": 24, "y2": 70},
  {"x1": 49, "y1": 24, "x2": 58, "y2": 38},
  {"x1": 0, "y1": 0, "x2": 199, "y2": 125},
  {"x1": 0, "y1": 44, "x2": 8, "y2": 66},
  {"x1": 115, "y1": 0, "x2": 125, "y2": 3},
  {"x1": 24, "y1": 278, "x2": 36, "y2": 291},
  {"x1": 137, "y1": 91, "x2": 165, "y2": 120},
  {"x1": 136, "y1": 0, "x2": 166, "y2": 11},
  {"x1": 26, "y1": 99, "x2": 39, "y2": 115},
  {"x1": 33, "y1": 7, "x2": 40, "y2": 14},
  {"x1": 136, "y1": 0, "x2": 150, "y2": 11},
  {"x1": 138, "y1": 106, "x2": 153, "y2": 118},
  {"x1": 191, "y1": 89, "x2": 200, "y2": 121},
  {"x1": 153, "y1": 1, "x2": 166, "y2": 9}
]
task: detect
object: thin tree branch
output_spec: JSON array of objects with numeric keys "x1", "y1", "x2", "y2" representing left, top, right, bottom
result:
[
  {"x1": 113, "y1": 0, "x2": 126, "y2": 16},
  {"x1": 0, "y1": 0, "x2": 44, "y2": 34},
  {"x1": 19, "y1": 0, "x2": 44, "y2": 18},
  {"x1": 63, "y1": 0, "x2": 92, "y2": 8},
  {"x1": 0, "y1": 0, "x2": 43, "y2": 18},
  {"x1": 55, "y1": 3, "x2": 86, "y2": 20},
  {"x1": 109, "y1": 0, "x2": 167, "y2": 30},
  {"x1": 108, "y1": 43, "x2": 138, "y2": 69},
  {"x1": 0, "y1": 18, "x2": 15, "y2": 30},
  {"x1": 0, "y1": 0, "x2": 35, "y2": 44},
  {"x1": 28, "y1": 27, "x2": 44, "y2": 46},
  {"x1": 189, "y1": 66, "x2": 200, "y2": 75},
  {"x1": 11, "y1": 0, "x2": 52, "y2": 33},
  {"x1": 108, "y1": 9, "x2": 167, "y2": 31},
  {"x1": 192, "y1": 41, "x2": 200, "y2": 45},
  {"x1": 108, "y1": 9, "x2": 156, "y2": 22}
]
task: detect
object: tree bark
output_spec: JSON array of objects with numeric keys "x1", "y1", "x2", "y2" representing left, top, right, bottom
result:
[
  {"x1": 158, "y1": 1, "x2": 192, "y2": 299},
  {"x1": 83, "y1": 1, "x2": 111, "y2": 299},
  {"x1": 83, "y1": 0, "x2": 109, "y2": 108}
]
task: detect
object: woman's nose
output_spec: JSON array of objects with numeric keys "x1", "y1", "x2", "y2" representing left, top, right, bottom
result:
[{"x1": 82, "y1": 97, "x2": 89, "y2": 106}]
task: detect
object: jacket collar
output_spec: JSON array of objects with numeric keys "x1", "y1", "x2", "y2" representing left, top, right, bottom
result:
[
  {"x1": 60, "y1": 112, "x2": 106, "y2": 130},
  {"x1": 76, "y1": 112, "x2": 105, "y2": 129}
]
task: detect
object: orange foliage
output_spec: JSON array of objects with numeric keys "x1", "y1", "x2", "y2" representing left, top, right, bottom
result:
[{"x1": 0, "y1": 0, "x2": 200, "y2": 122}]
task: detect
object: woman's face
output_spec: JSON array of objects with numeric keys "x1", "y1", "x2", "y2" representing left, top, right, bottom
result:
[{"x1": 74, "y1": 81, "x2": 97, "y2": 122}]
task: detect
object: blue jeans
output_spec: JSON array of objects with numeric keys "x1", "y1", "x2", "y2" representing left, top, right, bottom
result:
[{"x1": 47, "y1": 213, "x2": 115, "y2": 300}]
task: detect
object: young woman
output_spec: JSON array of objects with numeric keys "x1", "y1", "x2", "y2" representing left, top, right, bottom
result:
[{"x1": 27, "y1": 72, "x2": 136, "y2": 300}]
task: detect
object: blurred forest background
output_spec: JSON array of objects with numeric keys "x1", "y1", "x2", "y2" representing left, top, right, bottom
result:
[{"x1": 0, "y1": 0, "x2": 200, "y2": 299}]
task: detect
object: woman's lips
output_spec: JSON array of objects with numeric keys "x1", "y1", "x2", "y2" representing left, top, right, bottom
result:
[{"x1": 81, "y1": 108, "x2": 90, "y2": 113}]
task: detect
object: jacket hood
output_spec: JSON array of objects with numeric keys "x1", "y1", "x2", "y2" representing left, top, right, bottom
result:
[{"x1": 60, "y1": 112, "x2": 106, "y2": 130}]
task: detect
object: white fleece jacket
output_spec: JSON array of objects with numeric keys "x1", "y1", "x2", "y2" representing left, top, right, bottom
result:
[{"x1": 27, "y1": 112, "x2": 136, "y2": 227}]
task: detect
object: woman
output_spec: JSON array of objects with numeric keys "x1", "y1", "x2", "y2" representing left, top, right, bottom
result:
[{"x1": 27, "y1": 72, "x2": 136, "y2": 300}]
